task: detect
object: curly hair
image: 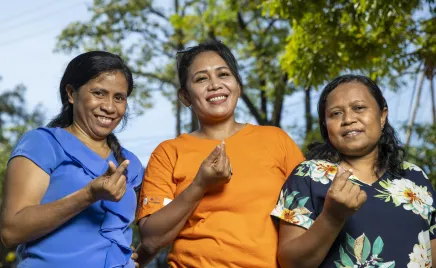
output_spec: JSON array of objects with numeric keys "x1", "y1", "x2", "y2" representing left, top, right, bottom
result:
[{"x1": 307, "y1": 74, "x2": 405, "y2": 176}]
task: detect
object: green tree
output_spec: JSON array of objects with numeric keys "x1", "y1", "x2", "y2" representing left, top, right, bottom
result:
[
  {"x1": 56, "y1": 0, "x2": 299, "y2": 134},
  {"x1": 0, "y1": 77, "x2": 45, "y2": 267}
]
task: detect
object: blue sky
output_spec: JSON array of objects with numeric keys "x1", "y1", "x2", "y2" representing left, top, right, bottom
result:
[{"x1": 0, "y1": 0, "x2": 433, "y2": 164}]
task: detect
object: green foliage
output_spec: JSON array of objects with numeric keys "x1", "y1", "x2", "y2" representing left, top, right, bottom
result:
[
  {"x1": 406, "y1": 123, "x2": 436, "y2": 187},
  {"x1": 263, "y1": 0, "x2": 431, "y2": 89}
]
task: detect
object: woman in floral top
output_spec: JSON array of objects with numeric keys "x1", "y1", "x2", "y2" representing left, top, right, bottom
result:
[{"x1": 272, "y1": 74, "x2": 436, "y2": 268}]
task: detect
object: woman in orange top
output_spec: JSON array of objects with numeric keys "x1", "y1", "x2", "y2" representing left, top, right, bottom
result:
[{"x1": 136, "y1": 40, "x2": 304, "y2": 267}]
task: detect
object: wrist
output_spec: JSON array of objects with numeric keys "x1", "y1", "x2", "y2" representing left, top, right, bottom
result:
[
  {"x1": 83, "y1": 185, "x2": 98, "y2": 204},
  {"x1": 320, "y1": 210, "x2": 346, "y2": 228}
]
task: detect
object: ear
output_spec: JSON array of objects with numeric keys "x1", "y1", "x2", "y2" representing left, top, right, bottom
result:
[
  {"x1": 237, "y1": 84, "x2": 242, "y2": 97},
  {"x1": 177, "y1": 88, "x2": 191, "y2": 107},
  {"x1": 66, "y1": 85, "x2": 75, "y2": 105},
  {"x1": 381, "y1": 107, "x2": 388, "y2": 129}
]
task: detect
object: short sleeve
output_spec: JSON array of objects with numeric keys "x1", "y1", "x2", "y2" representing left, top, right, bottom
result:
[
  {"x1": 9, "y1": 129, "x2": 59, "y2": 175},
  {"x1": 271, "y1": 162, "x2": 316, "y2": 229},
  {"x1": 276, "y1": 128, "x2": 305, "y2": 177},
  {"x1": 136, "y1": 142, "x2": 177, "y2": 221}
]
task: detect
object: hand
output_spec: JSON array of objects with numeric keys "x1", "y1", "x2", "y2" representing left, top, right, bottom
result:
[
  {"x1": 194, "y1": 141, "x2": 232, "y2": 190},
  {"x1": 130, "y1": 245, "x2": 139, "y2": 268},
  {"x1": 85, "y1": 160, "x2": 129, "y2": 202},
  {"x1": 323, "y1": 167, "x2": 367, "y2": 224}
]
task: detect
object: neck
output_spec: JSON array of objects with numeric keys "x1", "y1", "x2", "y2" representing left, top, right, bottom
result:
[
  {"x1": 341, "y1": 148, "x2": 380, "y2": 176},
  {"x1": 195, "y1": 116, "x2": 242, "y2": 140},
  {"x1": 67, "y1": 122, "x2": 108, "y2": 149}
]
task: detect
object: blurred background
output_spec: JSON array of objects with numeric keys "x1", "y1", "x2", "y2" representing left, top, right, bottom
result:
[{"x1": 0, "y1": 0, "x2": 435, "y2": 267}]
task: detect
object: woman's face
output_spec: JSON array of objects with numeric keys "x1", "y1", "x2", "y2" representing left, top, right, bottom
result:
[
  {"x1": 180, "y1": 51, "x2": 241, "y2": 124},
  {"x1": 325, "y1": 82, "x2": 387, "y2": 157},
  {"x1": 67, "y1": 71, "x2": 128, "y2": 140}
]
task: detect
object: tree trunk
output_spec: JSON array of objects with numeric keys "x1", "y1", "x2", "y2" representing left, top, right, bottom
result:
[
  {"x1": 406, "y1": 71, "x2": 426, "y2": 146},
  {"x1": 175, "y1": 0, "x2": 183, "y2": 136},
  {"x1": 430, "y1": 74, "x2": 435, "y2": 125},
  {"x1": 305, "y1": 85, "x2": 312, "y2": 137}
]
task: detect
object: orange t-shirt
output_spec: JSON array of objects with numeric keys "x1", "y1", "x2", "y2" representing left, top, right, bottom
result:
[{"x1": 137, "y1": 124, "x2": 304, "y2": 267}]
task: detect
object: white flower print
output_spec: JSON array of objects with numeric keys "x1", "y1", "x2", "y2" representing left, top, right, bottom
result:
[
  {"x1": 407, "y1": 230, "x2": 432, "y2": 268},
  {"x1": 402, "y1": 162, "x2": 429, "y2": 180},
  {"x1": 375, "y1": 178, "x2": 435, "y2": 221}
]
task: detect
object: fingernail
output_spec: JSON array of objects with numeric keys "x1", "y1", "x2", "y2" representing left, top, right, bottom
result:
[{"x1": 348, "y1": 169, "x2": 353, "y2": 173}]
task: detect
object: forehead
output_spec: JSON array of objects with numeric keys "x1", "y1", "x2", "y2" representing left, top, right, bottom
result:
[
  {"x1": 326, "y1": 82, "x2": 376, "y2": 107},
  {"x1": 189, "y1": 51, "x2": 228, "y2": 73},
  {"x1": 86, "y1": 71, "x2": 128, "y2": 91}
]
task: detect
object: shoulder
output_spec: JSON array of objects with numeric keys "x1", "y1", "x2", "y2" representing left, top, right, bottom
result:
[
  {"x1": 13, "y1": 128, "x2": 58, "y2": 154},
  {"x1": 291, "y1": 159, "x2": 337, "y2": 183},
  {"x1": 401, "y1": 161, "x2": 429, "y2": 180},
  {"x1": 121, "y1": 148, "x2": 143, "y2": 168},
  {"x1": 250, "y1": 125, "x2": 288, "y2": 136}
]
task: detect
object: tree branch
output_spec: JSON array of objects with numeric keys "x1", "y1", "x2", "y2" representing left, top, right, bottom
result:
[{"x1": 240, "y1": 92, "x2": 265, "y2": 125}]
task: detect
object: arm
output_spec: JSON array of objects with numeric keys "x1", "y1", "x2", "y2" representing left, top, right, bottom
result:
[
  {"x1": 277, "y1": 169, "x2": 367, "y2": 268},
  {"x1": 138, "y1": 142, "x2": 231, "y2": 256},
  {"x1": 278, "y1": 213, "x2": 345, "y2": 268},
  {"x1": 0, "y1": 157, "x2": 129, "y2": 248},
  {"x1": 432, "y1": 239, "x2": 436, "y2": 265},
  {"x1": 0, "y1": 157, "x2": 95, "y2": 247}
]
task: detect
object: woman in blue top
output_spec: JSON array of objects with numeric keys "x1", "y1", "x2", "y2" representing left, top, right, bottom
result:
[
  {"x1": 0, "y1": 51, "x2": 143, "y2": 267},
  {"x1": 273, "y1": 75, "x2": 436, "y2": 267}
]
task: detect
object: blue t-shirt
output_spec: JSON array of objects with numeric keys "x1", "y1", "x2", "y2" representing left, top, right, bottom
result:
[
  {"x1": 9, "y1": 127, "x2": 144, "y2": 268},
  {"x1": 271, "y1": 159, "x2": 436, "y2": 267}
]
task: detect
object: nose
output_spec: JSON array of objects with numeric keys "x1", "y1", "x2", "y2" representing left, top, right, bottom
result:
[
  {"x1": 100, "y1": 98, "x2": 116, "y2": 114},
  {"x1": 207, "y1": 75, "x2": 221, "y2": 91},
  {"x1": 341, "y1": 110, "x2": 357, "y2": 125}
]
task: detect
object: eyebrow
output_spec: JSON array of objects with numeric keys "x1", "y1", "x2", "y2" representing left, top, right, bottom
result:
[
  {"x1": 192, "y1": 66, "x2": 229, "y2": 77},
  {"x1": 90, "y1": 88, "x2": 127, "y2": 96},
  {"x1": 326, "y1": 100, "x2": 366, "y2": 111}
]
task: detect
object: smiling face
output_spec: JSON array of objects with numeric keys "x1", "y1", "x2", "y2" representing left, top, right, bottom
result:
[
  {"x1": 67, "y1": 71, "x2": 128, "y2": 140},
  {"x1": 325, "y1": 82, "x2": 387, "y2": 157},
  {"x1": 179, "y1": 51, "x2": 241, "y2": 124}
]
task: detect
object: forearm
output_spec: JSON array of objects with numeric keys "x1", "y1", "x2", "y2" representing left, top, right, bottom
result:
[
  {"x1": 1, "y1": 188, "x2": 94, "y2": 247},
  {"x1": 279, "y1": 212, "x2": 345, "y2": 268},
  {"x1": 139, "y1": 181, "x2": 205, "y2": 253},
  {"x1": 135, "y1": 244, "x2": 157, "y2": 266}
]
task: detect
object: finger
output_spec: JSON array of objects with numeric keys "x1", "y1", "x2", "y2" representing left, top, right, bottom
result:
[
  {"x1": 206, "y1": 144, "x2": 221, "y2": 164},
  {"x1": 131, "y1": 252, "x2": 138, "y2": 261},
  {"x1": 217, "y1": 141, "x2": 227, "y2": 169},
  {"x1": 104, "y1": 161, "x2": 117, "y2": 176},
  {"x1": 341, "y1": 180, "x2": 353, "y2": 194},
  {"x1": 349, "y1": 184, "x2": 361, "y2": 197},
  {"x1": 112, "y1": 160, "x2": 130, "y2": 179},
  {"x1": 130, "y1": 245, "x2": 135, "y2": 251},
  {"x1": 356, "y1": 190, "x2": 367, "y2": 208},
  {"x1": 224, "y1": 156, "x2": 231, "y2": 178},
  {"x1": 331, "y1": 170, "x2": 352, "y2": 191},
  {"x1": 115, "y1": 174, "x2": 127, "y2": 189},
  {"x1": 337, "y1": 165, "x2": 345, "y2": 175},
  {"x1": 135, "y1": 263, "x2": 139, "y2": 268}
]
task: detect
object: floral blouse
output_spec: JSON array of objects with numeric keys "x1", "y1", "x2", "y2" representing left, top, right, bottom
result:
[{"x1": 271, "y1": 160, "x2": 436, "y2": 268}]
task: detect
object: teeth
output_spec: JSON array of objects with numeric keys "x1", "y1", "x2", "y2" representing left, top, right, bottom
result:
[
  {"x1": 208, "y1": 96, "x2": 226, "y2": 102},
  {"x1": 97, "y1": 116, "x2": 113, "y2": 124},
  {"x1": 346, "y1": 131, "x2": 360, "y2": 136}
]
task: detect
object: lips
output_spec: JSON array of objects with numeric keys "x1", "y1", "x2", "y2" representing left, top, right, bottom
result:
[
  {"x1": 206, "y1": 93, "x2": 228, "y2": 103},
  {"x1": 342, "y1": 129, "x2": 364, "y2": 137},
  {"x1": 95, "y1": 115, "x2": 115, "y2": 127}
]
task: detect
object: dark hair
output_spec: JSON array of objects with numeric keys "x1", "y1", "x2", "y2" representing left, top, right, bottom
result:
[
  {"x1": 47, "y1": 51, "x2": 134, "y2": 165},
  {"x1": 307, "y1": 74, "x2": 405, "y2": 176},
  {"x1": 176, "y1": 40, "x2": 243, "y2": 91}
]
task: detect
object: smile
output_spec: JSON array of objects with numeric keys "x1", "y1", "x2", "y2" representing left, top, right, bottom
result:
[
  {"x1": 343, "y1": 130, "x2": 363, "y2": 137},
  {"x1": 96, "y1": 115, "x2": 114, "y2": 126}
]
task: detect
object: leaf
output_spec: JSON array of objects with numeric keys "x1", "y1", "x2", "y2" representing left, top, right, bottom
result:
[
  {"x1": 378, "y1": 261, "x2": 395, "y2": 268},
  {"x1": 334, "y1": 261, "x2": 342, "y2": 268},
  {"x1": 346, "y1": 233, "x2": 355, "y2": 254},
  {"x1": 362, "y1": 234, "x2": 371, "y2": 262},
  {"x1": 285, "y1": 191, "x2": 299, "y2": 207},
  {"x1": 297, "y1": 196, "x2": 309, "y2": 207},
  {"x1": 340, "y1": 246, "x2": 355, "y2": 267},
  {"x1": 372, "y1": 236, "x2": 384, "y2": 255},
  {"x1": 354, "y1": 234, "x2": 364, "y2": 262}
]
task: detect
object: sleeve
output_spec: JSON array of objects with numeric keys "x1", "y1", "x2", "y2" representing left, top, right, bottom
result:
[
  {"x1": 136, "y1": 142, "x2": 177, "y2": 221},
  {"x1": 9, "y1": 129, "x2": 58, "y2": 175},
  {"x1": 271, "y1": 162, "x2": 316, "y2": 230},
  {"x1": 276, "y1": 128, "x2": 305, "y2": 177}
]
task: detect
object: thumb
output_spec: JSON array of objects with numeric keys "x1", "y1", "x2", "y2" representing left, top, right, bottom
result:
[{"x1": 104, "y1": 161, "x2": 117, "y2": 176}]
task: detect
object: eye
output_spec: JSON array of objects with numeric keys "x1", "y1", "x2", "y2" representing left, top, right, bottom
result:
[
  {"x1": 354, "y1": 105, "x2": 366, "y2": 112},
  {"x1": 330, "y1": 111, "x2": 342, "y2": 117},
  {"x1": 115, "y1": 95, "x2": 126, "y2": 102},
  {"x1": 93, "y1": 91, "x2": 104, "y2": 97},
  {"x1": 195, "y1": 76, "x2": 207, "y2": 82},
  {"x1": 219, "y1": 72, "x2": 230, "y2": 77}
]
